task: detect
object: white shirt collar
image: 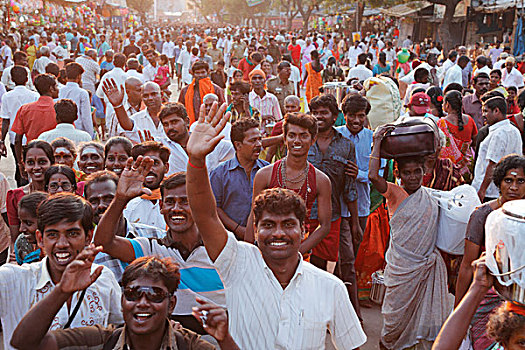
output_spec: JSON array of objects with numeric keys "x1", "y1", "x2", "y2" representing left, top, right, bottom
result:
[
  {"x1": 489, "y1": 118, "x2": 511, "y2": 131},
  {"x1": 35, "y1": 257, "x2": 55, "y2": 290},
  {"x1": 65, "y1": 81, "x2": 79, "y2": 88}
]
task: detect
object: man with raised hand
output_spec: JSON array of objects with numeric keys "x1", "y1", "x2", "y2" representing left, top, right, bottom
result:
[
  {"x1": 94, "y1": 157, "x2": 226, "y2": 335},
  {"x1": 185, "y1": 102, "x2": 366, "y2": 349}
]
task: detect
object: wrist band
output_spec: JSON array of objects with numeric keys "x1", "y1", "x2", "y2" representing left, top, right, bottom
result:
[
  {"x1": 188, "y1": 159, "x2": 205, "y2": 169},
  {"x1": 234, "y1": 223, "x2": 240, "y2": 233},
  {"x1": 114, "y1": 103, "x2": 123, "y2": 109},
  {"x1": 370, "y1": 155, "x2": 381, "y2": 160}
]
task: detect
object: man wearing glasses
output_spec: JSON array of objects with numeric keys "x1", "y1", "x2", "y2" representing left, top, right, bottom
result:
[{"x1": 11, "y1": 249, "x2": 239, "y2": 349}]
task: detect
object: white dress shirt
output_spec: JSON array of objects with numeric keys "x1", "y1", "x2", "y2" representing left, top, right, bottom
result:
[
  {"x1": 442, "y1": 64, "x2": 463, "y2": 89},
  {"x1": 214, "y1": 233, "x2": 367, "y2": 349},
  {"x1": 32, "y1": 56, "x2": 52, "y2": 74},
  {"x1": 107, "y1": 102, "x2": 141, "y2": 139},
  {"x1": 123, "y1": 109, "x2": 166, "y2": 143},
  {"x1": 161, "y1": 137, "x2": 234, "y2": 174},
  {"x1": 177, "y1": 49, "x2": 193, "y2": 85},
  {"x1": 248, "y1": 90, "x2": 283, "y2": 121},
  {"x1": 502, "y1": 67, "x2": 525, "y2": 88},
  {"x1": 346, "y1": 46, "x2": 363, "y2": 68},
  {"x1": 126, "y1": 69, "x2": 144, "y2": 82},
  {"x1": 142, "y1": 63, "x2": 159, "y2": 83},
  {"x1": 58, "y1": 81, "x2": 93, "y2": 137},
  {"x1": 0, "y1": 45, "x2": 12, "y2": 71},
  {"x1": 123, "y1": 197, "x2": 166, "y2": 229},
  {"x1": 346, "y1": 64, "x2": 373, "y2": 82},
  {"x1": 162, "y1": 41, "x2": 176, "y2": 58},
  {"x1": 0, "y1": 258, "x2": 123, "y2": 350},
  {"x1": 472, "y1": 119, "x2": 523, "y2": 198},
  {"x1": 0, "y1": 85, "x2": 39, "y2": 145},
  {"x1": 1, "y1": 65, "x2": 34, "y2": 91},
  {"x1": 38, "y1": 123, "x2": 92, "y2": 144}
]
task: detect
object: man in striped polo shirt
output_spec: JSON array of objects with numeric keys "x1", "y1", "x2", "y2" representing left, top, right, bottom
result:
[{"x1": 94, "y1": 159, "x2": 225, "y2": 335}]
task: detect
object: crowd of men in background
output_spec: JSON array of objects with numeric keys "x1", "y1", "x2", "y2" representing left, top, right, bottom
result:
[{"x1": 0, "y1": 22, "x2": 522, "y2": 350}]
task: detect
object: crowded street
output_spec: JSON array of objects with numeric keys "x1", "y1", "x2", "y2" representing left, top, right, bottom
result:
[{"x1": 0, "y1": 0, "x2": 524, "y2": 349}]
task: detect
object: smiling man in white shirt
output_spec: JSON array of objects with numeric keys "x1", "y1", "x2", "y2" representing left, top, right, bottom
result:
[
  {"x1": 102, "y1": 79, "x2": 166, "y2": 143},
  {"x1": 0, "y1": 194, "x2": 122, "y2": 350},
  {"x1": 158, "y1": 102, "x2": 234, "y2": 174},
  {"x1": 184, "y1": 103, "x2": 367, "y2": 350},
  {"x1": 501, "y1": 56, "x2": 525, "y2": 88}
]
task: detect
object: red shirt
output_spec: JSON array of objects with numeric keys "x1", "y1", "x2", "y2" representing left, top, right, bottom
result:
[
  {"x1": 237, "y1": 58, "x2": 255, "y2": 81},
  {"x1": 11, "y1": 96, "x2": 57, "y2": 141},
  {"x1": 288, "y1": 44, "x2": 301, "y2": 63}
]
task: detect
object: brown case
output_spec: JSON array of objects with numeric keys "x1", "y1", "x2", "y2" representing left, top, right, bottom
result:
[{"x1": 380, "y1": 118, "x2": 436, "y2": 159}]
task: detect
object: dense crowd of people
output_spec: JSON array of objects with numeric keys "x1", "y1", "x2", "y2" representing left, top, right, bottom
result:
[{"x1": 0, "y1": 22, "x2": 522, "y2": 350}]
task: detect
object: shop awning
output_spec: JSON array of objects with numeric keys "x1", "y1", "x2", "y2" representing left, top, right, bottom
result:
[
  {"x1": 472, "y1": 0, "x2": 525, "y2": 12},
  {"x1": 380, "y1": 1, "x2": 432, "y2": 17}
]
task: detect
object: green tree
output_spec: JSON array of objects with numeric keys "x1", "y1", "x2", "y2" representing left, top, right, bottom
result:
[
  {"x1": 126, "y1": 0, "x2": 154, "y2": 19},
  {"x1": 188, "y1": 0, "x2": 225, "y2": 22}
]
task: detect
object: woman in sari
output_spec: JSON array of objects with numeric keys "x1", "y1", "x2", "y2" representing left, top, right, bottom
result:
[
  {"x1": 439, "y1": 90, "x2": 478, "y2": 181},
  {"x1": 370, "y1": 125, "x2": 451, "y2": 350},
  {"x1": 455, "y1": 155, "x2": 525, "y2": 350},
  {"x1": 304, "y1": 50, "x2": 323, "y2": 103}
]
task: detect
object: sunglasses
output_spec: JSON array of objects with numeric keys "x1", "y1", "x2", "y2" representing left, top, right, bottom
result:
[{"x1": 123, "y1": 286, "x2": 170, "y2": 304}]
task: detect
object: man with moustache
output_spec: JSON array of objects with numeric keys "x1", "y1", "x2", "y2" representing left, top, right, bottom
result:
[
  {"x1": 85, "y1": 171, "x2": 165, "y2": 282},
  {"x1": 159, "y1": 102, "x2": 234, "y2": 174},
  {"x1": 102, "y1": 79, "x2": 166, "y2": 143},
  {"x1": 178, "y1": 61, "x2": 225, "y2": 124},
  {"x1": 94, "y1": 159, "x2": 226, "y2": 335},
  {"x1": 117, "y1": 141, "x2": 169, "y2": 230},
  {"x1": 463, "y1": 72, "x2": 490, "y2": 130},
  {"x1": 210, "y1": 118, "x2": 268, "y2": 240}
]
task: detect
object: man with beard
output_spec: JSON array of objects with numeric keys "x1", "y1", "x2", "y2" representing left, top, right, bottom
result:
[
  {"x1": 120, "y1": 141, "x2": 169, "y2": 229},
  {"x1": 307, "y1": 94, "x2": 361, "y2": 271},
  {"x1": 94, "y1": 161, "x2": 226, "y2": 335},
  {"x1": 159, "y1": 103, "x2": 234, "y2": 174},
  {"x1": 0, "y1": 194, "x2": 123, "y2": 350},
  {"x1": 85, "y1": 171, "x2": 165, "y2": 282},
  {"x1": 102, "y1": 79, "x2": 166, "y2": 143},
  {"x1": 210, "y1": 118, "x2": 268, "y2": 240},
  {"x1": 463, "y1": 72, "x2": 490, "y2": 130},
  {"x1": 178, "y1": 61, "x2": 225, "y2": 124}
]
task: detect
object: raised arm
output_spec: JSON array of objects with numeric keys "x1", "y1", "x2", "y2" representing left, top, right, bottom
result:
[
  {"x1": 94, "y1": 156, "x2": 153, "y2": 262},
  {"x1": 11, "y1": 245, "x2": 103, "y2": 350},
  {"x1": 433, "y1": 256, "x2": 493, "y2": 350},
  {"x1": 101, "y1": 78, "x2": 134, "y2": 131},
  {"x1": 369, "y1": 125, "x2": 393, "y2": 194},
  {"x1": 186, "y1": 102, "x2": 231, "y2": 261}
]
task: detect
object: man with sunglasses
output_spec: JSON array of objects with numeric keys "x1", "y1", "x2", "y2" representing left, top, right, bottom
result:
[
  {"x1": 94, "y1": 158, "x2": 226, "y2": 335},
  {"x1": 11, "y1": 246, "x2": 239, "y2": 349}
]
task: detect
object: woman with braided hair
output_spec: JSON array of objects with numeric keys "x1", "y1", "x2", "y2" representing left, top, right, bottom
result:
[{"x1": 438, "y1": 90, "x2": 478, "y2": 180}]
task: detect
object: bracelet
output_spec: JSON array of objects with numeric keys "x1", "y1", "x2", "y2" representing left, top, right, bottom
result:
[
  {"x1": 188, "y1": 159, "x2": 205, "y2": 169},
  {"x1": 234, "y1": 223, "x2": 240, "y2": 233},
  {"x1": 370, "y1": 155, "x2": 381, "y2": 160},
  {"x1": 114, "y1": 103, "x2": 123, "y2": 109}
]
